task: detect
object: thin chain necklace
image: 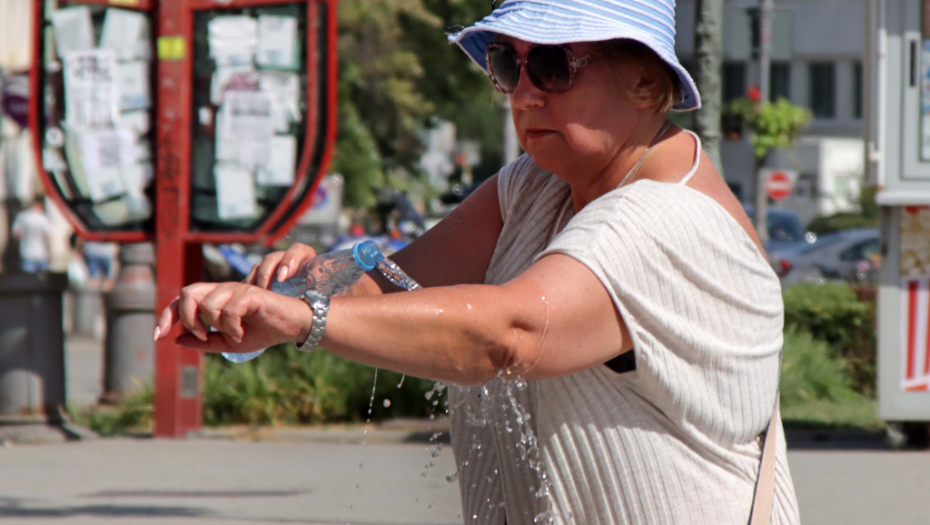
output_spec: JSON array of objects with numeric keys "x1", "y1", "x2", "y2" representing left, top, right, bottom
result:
[{"x1": 616, "y1": 120, "x2": 671, "y2": 190}]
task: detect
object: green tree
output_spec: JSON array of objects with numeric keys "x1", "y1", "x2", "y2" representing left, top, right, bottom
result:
[{"x1": 332, "y1": 0, "x2": 502, "y2": 208}]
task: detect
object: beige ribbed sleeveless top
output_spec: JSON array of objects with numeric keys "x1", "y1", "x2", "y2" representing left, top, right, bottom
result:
[{"x1": 447, "y1": 134, "x2": 800, "y2": 525}]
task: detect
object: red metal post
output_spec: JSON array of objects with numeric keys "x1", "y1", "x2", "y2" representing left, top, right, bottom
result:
[{"x1": 154, "y1": 0, "x2": 201, "y2": 438}]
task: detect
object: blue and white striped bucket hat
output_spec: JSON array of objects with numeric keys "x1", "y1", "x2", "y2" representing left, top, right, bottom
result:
[{"x1": 448, "y1": 0, "x2": 700, "y2": 111}]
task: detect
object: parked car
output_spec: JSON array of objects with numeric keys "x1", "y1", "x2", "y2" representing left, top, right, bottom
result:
[
  {"x1": 742, "y1": 205, "x2": 812, "y2": 254},
  {"x1": 769, "y1": 228, "x2": 880, "y2": 286}
]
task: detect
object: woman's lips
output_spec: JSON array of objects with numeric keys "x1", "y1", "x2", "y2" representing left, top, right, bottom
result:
[{"x1": 524, "y1": 128, "x2": 555, "y2": 140}]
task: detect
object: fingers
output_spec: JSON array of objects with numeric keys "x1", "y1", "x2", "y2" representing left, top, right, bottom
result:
[
  {"x1": 153, "y1": 283, "x2": 221, "y2": 342},
  {"x1": 276, "y1": 244, "x2": 319, "y2": 283},
  {"x1": 249, "y1": 252, "x2": 285, "y2": 288},
  {"x1": 175, "y1": 331, "x2": 233, "y2": 353},
  {"x1": 199, "y1": 284, "x2": 258, "y2": 344},
  {"x1": 154, "y1": 298, "x2": 180, "y2": 341},
  {"x1": 245, "y1": 244, "x2": 318, "y2": 289},
  {"x1": 177, "y1": 283, "x2": 220, "y2": 342}
]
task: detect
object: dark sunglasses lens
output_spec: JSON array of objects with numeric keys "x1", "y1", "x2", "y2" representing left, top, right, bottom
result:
[
  {"x1": 527, "y1": 46, "x2": 572, "y2": 92},
  {"x1": 488, "y1": 46, "x2": 520, "y2": 92}
]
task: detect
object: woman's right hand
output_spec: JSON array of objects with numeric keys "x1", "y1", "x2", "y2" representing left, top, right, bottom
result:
[{"x1": 244, "y1": 243, "x2": 318, "y2": 289}]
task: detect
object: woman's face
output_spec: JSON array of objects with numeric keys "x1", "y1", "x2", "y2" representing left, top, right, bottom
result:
[{"x1": 503, "y1": 37, "x2": 643, "y2": 181}]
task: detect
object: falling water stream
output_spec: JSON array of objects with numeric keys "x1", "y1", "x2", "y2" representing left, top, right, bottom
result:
[{"x1": 219, "y1": 243, "x2": 556, "y2": 522}]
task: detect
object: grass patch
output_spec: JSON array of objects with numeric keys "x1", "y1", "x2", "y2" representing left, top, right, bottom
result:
[{"x1": 70, "y1": 383, "x2": 154, "y2": 436}]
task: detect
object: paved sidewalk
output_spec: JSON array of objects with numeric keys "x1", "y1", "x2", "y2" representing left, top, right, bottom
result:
[
  {"x1": 65, "y1": 335, "x2": 104, "y2": 408},
  {"x1": 0, "y1": 438, "x2": 462, "y2": 525}
]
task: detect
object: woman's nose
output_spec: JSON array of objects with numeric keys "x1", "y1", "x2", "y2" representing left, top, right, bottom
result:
[{"x1": 509, "y1": 67, "x2": 546, "y2": 110}]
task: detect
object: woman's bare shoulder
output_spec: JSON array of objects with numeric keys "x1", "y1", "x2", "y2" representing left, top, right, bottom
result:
[{"x1": 684, "y1": 149, "x2": 765, "y2": 255}]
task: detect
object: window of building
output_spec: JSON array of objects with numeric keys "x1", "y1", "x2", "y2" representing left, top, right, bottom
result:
[
  {"x1": 809, "y1": 62, "x2": 836, "y2": 119},
  {"x1": 853, "y1": 61, "x2": 863, "y2": 119},
  {"x1": 723, "y1": 62, "x2": 747, "y2": 102},
  {"x1": 770, "y1": 62, "x2": 791, "y2": 102}
]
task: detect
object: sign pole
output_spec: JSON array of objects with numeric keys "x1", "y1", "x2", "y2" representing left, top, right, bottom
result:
[
  {"x1": 754, "y1": 0, "x2": 775, "y2": 246},
  {"x1": 154, "y1": 0, "x2": 202, "y2": 438}
]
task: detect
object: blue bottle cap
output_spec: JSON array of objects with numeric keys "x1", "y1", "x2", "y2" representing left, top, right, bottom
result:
[{"x1": 352, "y1": 241, "x2": 382, "y2": 271}]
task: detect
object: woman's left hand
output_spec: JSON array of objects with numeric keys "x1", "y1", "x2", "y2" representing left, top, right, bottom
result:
[{"x1": 152, "y1": 282, "x2": 310, "y2": 354}]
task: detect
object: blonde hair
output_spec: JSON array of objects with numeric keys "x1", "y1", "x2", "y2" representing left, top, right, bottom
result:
[{"x1": 597, "y1": 39, "x2": 682, "y2": 114}]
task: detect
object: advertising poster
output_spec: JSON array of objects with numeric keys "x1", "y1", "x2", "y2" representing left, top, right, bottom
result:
[{"x1": 899, "y1": 206, "x2": 930, "y2": 390}]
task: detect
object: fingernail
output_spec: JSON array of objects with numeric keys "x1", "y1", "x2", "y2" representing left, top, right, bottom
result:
[
  {"x1": 277, "y1": 266, "x2": 288, "y2": 282},
  {"x1": 152, "y1": 326, "x2": 161, "y2": 341},
  {"x1": 196, "y1": 331, "x2": 208, "y2": 342}
]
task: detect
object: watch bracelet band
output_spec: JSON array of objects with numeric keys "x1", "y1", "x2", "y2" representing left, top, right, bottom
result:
[{"x1": 297, "y1": 291, "x2": 330, "y2": 352}]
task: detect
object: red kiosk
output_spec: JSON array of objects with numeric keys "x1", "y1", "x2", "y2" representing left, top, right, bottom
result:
[{"x1": 29, "y1": 0, "x2": 338, "y2": 437}]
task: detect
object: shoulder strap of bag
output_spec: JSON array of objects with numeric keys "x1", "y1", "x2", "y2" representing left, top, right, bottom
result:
[{"x1": 748, "y1": 400, "x2": 780, "y2": 525}]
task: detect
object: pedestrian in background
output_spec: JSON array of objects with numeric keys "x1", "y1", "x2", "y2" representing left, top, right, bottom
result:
[
  {"x1": 82, "y1": 240, "x2": 116, "y2": 289},
  {"x1": 12, "y1": 198, "x2": 50, "y2": 273}
]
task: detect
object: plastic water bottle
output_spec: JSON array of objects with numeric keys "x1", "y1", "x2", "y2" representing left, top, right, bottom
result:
[{"x1": 221, "y1": 241, "x2": 386, "y2": 363}]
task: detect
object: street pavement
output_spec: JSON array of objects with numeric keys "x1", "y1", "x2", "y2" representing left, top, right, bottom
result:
[
  {"x1": 2, "y1": 335, "x2": 915, "y2": 524},
  {"x1": 0, "y1": 438, "x2": 461, "y2": 525}
]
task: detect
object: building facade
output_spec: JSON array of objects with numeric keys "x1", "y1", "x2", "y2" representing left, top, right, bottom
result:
[{"x1": 674, "y1": 0, "x2": 868, "y2": 226}]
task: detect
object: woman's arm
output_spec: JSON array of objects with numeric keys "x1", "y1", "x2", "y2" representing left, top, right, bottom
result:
[{"x1": 158, "y1": 250, "x2": 632, "y2": 385}]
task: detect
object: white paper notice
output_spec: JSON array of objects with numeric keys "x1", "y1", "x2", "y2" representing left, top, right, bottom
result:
[
  {"x1": 215, "y1": 163, "x2": 257, "y2": 219},
  {"x1": 221, "y1": 90, "x2": 275, "y2": 167},
  {"x1": 79, "y1": 129, "x2": 135, "y2": 201},
  {"x1": 211, "y1": 66, "x2": 255, "y2": 104},
  {"x1": 256, "y1": 15, "x2": 298, "y2": 70},
  {"x1": 118, "y1": 61, "x2": 151, "y2": 111},
  {"x1": 117, "y1": 110, "x2": 151, "y2": 137},
  {"x1": 64, "y1": 50, "x2": 120, "y2": 127},
  {"x1": 120, "y1": 162, "x2": 154, "y2": 193},
  {"x1": 100, "y1": 8, "x2": 151, "y2": 61},
  {"x1": 260, "y1": 71, "x2": 301, "y2": 132},
  {"x1": 257, "y1": 135, "x2": 297, "y2": 186},
  {"x1": 51, "y1": 6, "x2": 95, "y2": 57},
  {"x1": 208, "y1": 16, "x2": 258, "y2": 67}
]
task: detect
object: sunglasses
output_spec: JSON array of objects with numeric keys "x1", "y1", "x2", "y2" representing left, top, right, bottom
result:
[{"x1": 485, "y1": 43, "x2": 593, "y2": 94}]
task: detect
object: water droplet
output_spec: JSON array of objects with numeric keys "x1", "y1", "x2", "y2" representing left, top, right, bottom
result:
[
  {"x1": 397, "y1": 375, "x2": 406, "y2": 388},
  {"x1": 473, "y1": 515, "x2": 478, "y2": 520},
  {"x1": 446, "y1": 472, "x2": 459, "y2": 482},
  {"x1": 361, "y1": 441, "x2": 367, "y2": 446},
  {"x1": 427, "y1": 504, "x2": 432, "y2": 509},
  {"x1": 350, "y1": 504, "x2": 355, "y2": 509},
  {"x1": 383, "y1": 398, "x2": 391, "y2": 408},
  {"x1": 359, "y1": 463, "x2": 363, "y2": 468}
]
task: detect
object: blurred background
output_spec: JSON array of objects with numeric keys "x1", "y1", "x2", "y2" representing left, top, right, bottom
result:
[
  {"x1": 0, "y1": 1, "x2": 922, "y2": 524},
  {"x1": 0, "y1": 0, "x2": 886, "y2": 441}
]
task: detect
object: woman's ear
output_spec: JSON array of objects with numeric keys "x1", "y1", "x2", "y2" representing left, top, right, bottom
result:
[{"x1": 632, "y1": 65, "x2": 661, "y2": 110}]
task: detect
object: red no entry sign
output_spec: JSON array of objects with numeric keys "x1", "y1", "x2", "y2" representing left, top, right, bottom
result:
[{"x1": 765, "y1": 171, "x2": 795, "y2": 201}]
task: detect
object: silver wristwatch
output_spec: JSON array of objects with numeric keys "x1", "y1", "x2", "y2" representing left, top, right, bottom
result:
[{"x1": 297, "y1": 291, "x2": 330, "y2": 352}]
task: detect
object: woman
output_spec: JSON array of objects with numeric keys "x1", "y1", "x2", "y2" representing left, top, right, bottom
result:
[{"x1": 155, "y1": 0, "x2": 800, "y2": 523}]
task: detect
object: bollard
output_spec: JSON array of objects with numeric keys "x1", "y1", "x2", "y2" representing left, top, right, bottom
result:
[
  {"x1": 69, "y1": 285, "x2": 103, "y2": 337},
  {"x1": 0, "y1": 271, "x2": 70, "y2": 442},
  {"x1": 102, "y1": 243, "x2": 156, "y2": 402}
]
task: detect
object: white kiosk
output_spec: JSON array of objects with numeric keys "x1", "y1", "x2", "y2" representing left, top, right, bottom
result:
[{"x1": 872, "y1": 0, "x2": 930, "y2": 445}]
